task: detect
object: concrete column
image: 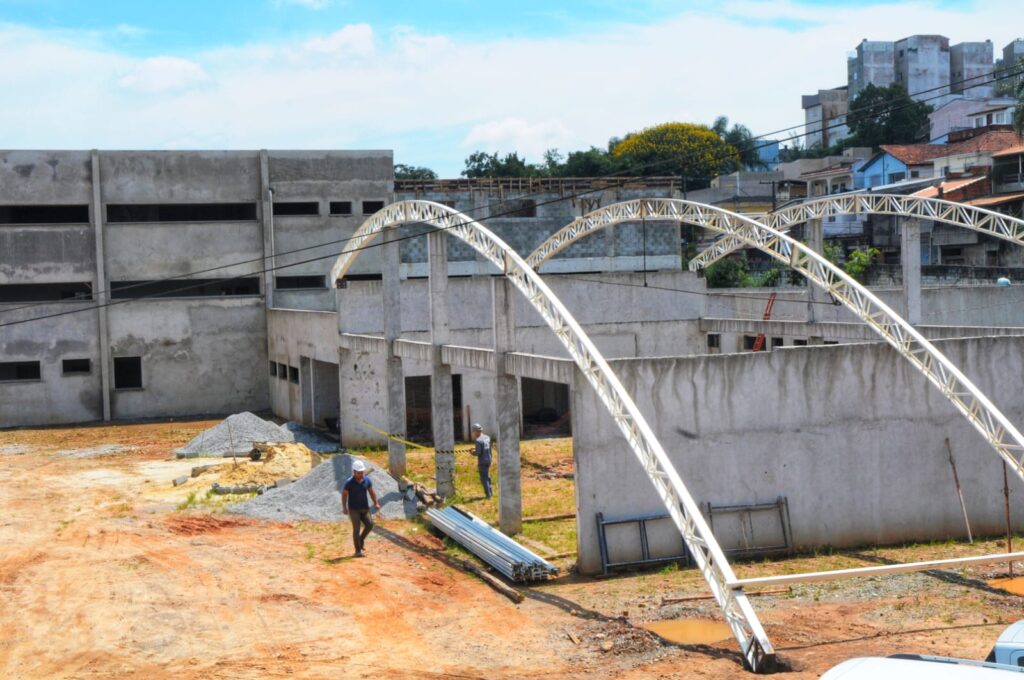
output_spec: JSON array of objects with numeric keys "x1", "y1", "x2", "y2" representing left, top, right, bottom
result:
[
  {"x1": 428, "y1": 230, "x2": 455, "y2": 498},
  {"x1": 382, "y1": 227, "x2": 406, "y2": 477},
  {"x1": 901, "y1": 218, "x2": 922, "y2": 325},
  {"x1": 493, "y1": 276, "x2": 522, "y2": 535},
  {"x1": 90, "y1": 151, "x2": 111, "y2": 421},
  {"x1": 806, "y1": 218, "x2": 827, "y2": 323},
  {"x1": 258, "y1": 150, "x2": 274, "y2": 310}
]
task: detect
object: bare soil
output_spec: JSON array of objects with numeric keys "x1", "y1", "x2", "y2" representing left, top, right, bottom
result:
[{"x1": 1, "y1": 420, "x2": 1022, "y2": 678}]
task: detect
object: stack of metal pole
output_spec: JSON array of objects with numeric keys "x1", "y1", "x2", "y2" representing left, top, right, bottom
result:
[{"x1": 425, "y1": 506, "x2": 559, "y2": 582}]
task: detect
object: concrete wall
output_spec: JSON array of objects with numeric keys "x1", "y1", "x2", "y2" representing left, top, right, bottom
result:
[
  {"x1": 269, "y1": 150, "x2": 393, "y2": 311},
  {"x1": 950, "y1": 41, "x2": 994, "y2": 98},
  {"x1": 393, "y1": 185, "x2": 682, "y2": 277},
  {"x1": 1, "y1": 149, "x2": 391, "y2": 427},
  {"x1": 107, "y1": 298, "x2": 268, "y2": 419},
  {"x1": 573, "y1": 336, "x2": 1024, "y2": 574},
  {"x1": 0, "y1": 301, "x2": 102, "y2": 426}
]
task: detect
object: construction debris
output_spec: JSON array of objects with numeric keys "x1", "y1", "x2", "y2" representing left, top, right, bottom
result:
[
  {"x1": 425, "y1": 506, "x2": 559, "y2": 582},
  {"x1": 453, "y1": 556, "x2": 524, "y2": 604},
  {"x1": 228, "y1": 454, "x2": 416, "y2": 522}
]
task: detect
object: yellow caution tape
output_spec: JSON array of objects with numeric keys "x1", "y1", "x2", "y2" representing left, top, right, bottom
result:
[{"x1": 354, "y1": 417, "x2": 476, "y2": 455}]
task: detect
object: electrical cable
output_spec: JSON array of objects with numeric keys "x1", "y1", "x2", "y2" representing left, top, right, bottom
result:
[{"x1": 1, "y1": 64, "x2": 1021, "y2": 327}]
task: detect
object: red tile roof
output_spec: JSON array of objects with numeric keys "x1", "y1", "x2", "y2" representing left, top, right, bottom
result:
[
  {"x1": 912, "y1": 176, "x2": 987, "y2": 199},
  {"x1": 992, "y1": 143, "x2": 1024, "y2": 158},
  {"x1": 965, "y1": 191, "x2": 1024, "y2": 208},
  {"x1": 943, "y1": 130, "x2": 1021, "y2": 156},
  {"x1": 880, "y1": 144, "x2": 948, "y2": 165}
]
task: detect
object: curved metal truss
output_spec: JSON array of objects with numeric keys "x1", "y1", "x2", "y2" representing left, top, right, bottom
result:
[
  {"x1": 330, "y1": 200, "x2": 777, "y2": 673},
  {"x1": 526, "y1": 198, "x2": 1024, "y2": 486},
  {"x1": 688, "y1": 193, "x2": 1024, "y2": 271}
]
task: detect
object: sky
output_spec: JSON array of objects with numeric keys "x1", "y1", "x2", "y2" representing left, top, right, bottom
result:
[{"x1": 0, "y1": 0, "x2": 1020, "y2": 176}]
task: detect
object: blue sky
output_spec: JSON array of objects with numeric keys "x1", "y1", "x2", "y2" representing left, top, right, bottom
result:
[{"x1": 0, "y1": 0, "x2": 1016, "y2": 175}]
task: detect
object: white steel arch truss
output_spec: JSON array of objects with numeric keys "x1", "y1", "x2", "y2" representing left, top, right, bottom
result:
[
  {"x1": 687, "y1": 193, "x2": 1024, "y2": 271},
  {"x1": 526, "y1": 198, "x2": 1024, "y2": 487},
  {"x1": 329, "y1": 200, "x2": 778, "y2": 673}
]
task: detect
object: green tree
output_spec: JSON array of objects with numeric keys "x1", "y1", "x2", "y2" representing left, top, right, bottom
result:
[
  {"x1": 1014, "y1": 71, "x2": 1024, "y2": 138},
  {"x1": 394, "y1": 164, "x2": 437, "y2": 180},
  {"x1": 550, "y1": 146, "x2": 628, "y2": 177},
  {"x1": 611, "y1": 122, "x2": 740, "y2": 187},
  {"x1": 843, "y1": 247, "x2": 880, "y2": 282},
  {"x1": 712, "y1": 116, "x2": 767, "y2": 171},
  {"x1": 705, "y1": 258, "x2": 750, "y2": 288},
  {"x1": 461, "y1": 151, "x2": 541, "y2": 178},
  {"x1": 846, "y1": 84, "x2": 932, "y2": 147}
]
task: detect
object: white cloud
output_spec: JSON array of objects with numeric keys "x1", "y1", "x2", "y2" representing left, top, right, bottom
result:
[
  {"x1": 118, "y1": 56, "x2": 210, "y2": 93},
  {"x1": 463, "y1": 117, "x2": 574, "y2": 157},
  {"x1": 0, "y1": 2, "x2": 1021, "y2": 175},
  {"x1": 303, "y1": 24, "x2": 375, "y2": 57}
]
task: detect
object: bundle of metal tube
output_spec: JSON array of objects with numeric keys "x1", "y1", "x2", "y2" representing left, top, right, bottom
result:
[{"x1": 425, "y1": 506, "x2": 559, "y2": 582}]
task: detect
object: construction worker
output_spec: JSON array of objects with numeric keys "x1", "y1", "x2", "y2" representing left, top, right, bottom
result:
[
  {"x1": 341, "y1": 459, "x2": 380, "y2": 557},
  {"x1": 470, "y1": 423, "x2": 493, "y2": 499}
]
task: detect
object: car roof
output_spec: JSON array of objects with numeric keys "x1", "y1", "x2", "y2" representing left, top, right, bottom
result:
[
  {"x1": 822, "y1": 657, "x2": 1024, "y2": 679},
  {"x1": 997, "y1": 621, "x2": 1024, "y2": 645}
]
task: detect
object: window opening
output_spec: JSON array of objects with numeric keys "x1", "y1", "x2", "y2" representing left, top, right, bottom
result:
[{"x1": 113, "y1": 357, "x2": 142, "y2": 389}]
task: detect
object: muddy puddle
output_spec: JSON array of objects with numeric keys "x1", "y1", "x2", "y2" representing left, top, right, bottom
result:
[
  {"x1": 640, "y1": 619, "x2": 732, "y2": 645},
  {"x1": 988, "y1": 576, "x2": 1024, "y2": 596}
]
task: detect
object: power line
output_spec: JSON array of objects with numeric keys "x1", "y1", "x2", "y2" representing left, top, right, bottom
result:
[{"x1": 1, "y1": 65, "x2": 1021, "y2": 327}]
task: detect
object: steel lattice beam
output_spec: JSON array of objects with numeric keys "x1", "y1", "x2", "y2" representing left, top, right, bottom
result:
[
  {"x1": 330, "y1": 200, "x2": 777, "y2": 673},
  {"x1": 687, "y1": 194, "x2": 1024, "y2": 270},
  {"x1": 525, "y1": 199, "x2": 1024, "y2": 491}
]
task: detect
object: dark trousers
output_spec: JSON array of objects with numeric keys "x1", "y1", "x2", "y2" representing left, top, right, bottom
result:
[
  {"x1": 478, "y1": 465, "x2": 493, "y2": 499},
  {"x1": 349, "y1": 509, "x2": 374, "y2": 552}
]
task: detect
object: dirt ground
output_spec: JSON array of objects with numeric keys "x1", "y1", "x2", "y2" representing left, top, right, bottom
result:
[{"x1": 1, "y1": 420, "x2": 1023, "y2": 679}]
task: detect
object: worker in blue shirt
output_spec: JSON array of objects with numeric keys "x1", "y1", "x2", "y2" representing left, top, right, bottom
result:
[
  {"x1": 470, "y1": 423, "x2": 493, "y2": 499},
  {"x1": 342, "y1": 459, "x2": 380, "y2": 557}
]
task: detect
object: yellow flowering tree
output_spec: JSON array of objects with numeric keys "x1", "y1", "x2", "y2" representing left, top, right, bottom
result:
[{"x1": 612, "y1": 122, "x2": 741, "y2": 186}]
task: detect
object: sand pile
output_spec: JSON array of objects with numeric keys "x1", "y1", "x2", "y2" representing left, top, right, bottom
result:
[
  {"x1": 212, "y1": 443, "x2": 322, "y2": 487},
  {"x1": 229, "y1": 454, "x2": 416, "y2": 522}
]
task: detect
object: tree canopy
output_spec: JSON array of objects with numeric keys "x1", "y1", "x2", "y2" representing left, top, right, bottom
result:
[
  {"x1": 713, "y1": 116, "x2": 767, "y2": 171},
  {"x1": 394, "y1": 164, "x2": 437, "y2": 180},
  {"x1": 846, "y1": 84, "x2": 932, "y2": 148},
  {"x1": 611, "y1": 122, "x2": 740, "y2": 186}
]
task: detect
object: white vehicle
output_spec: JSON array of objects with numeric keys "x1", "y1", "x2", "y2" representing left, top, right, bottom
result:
[
  {"x1": 987, "y1": 621, "x2": 1024, "y2": 667},
  {"x1": 822, "y1": 655, "x2": 1024, "y2": 678},
  {"x1": 822, "y1": 621, "x2": 1024, "y2": 678}
]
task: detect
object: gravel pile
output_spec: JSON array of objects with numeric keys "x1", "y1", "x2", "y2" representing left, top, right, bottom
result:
[
  {"x1": 228, "y1": 453, "x2": 416, "y2": 522},
  {"x1": 175, "y1": 412, "x2": 290, "y2": 457},
  {"x1": 278, "y1": 421, "x2": 342, "y2": 453}
]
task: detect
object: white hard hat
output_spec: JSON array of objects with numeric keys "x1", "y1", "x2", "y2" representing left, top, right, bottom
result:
[
  {"x1": 352, "y1": 459, "x2": 366, "y2": 472},
  {"x1": 472, "y1": 423, "x2": 483, "y2": 431}
]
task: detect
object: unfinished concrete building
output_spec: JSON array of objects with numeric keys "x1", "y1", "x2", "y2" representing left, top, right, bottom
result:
[
  {"x1": 0, "y1": 149, "x2": 392, "y2": 426},
  {"x1": 9, "y1": 152, "x2": 1024, "y2": 669}
]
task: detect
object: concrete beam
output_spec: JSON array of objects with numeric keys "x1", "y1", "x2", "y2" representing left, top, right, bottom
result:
[
  {"x1": 90, "y1": 150, "x2": 111, "y2": 421},
  {"x1": 442, "y1": 344, "x2": 496, "y2": 372},
  {"x1": 429, "y1": 230, "x2": 456, "y2": 498},
  {"x1": 394, "y1": 338, "x2": 432, "y2": 362},
  {"x1": 902, "y1": 218, "x2": 922, "y2": 325},
  {"x1": 505, "y1": 353, "x2": 575, "y2": 384},
  {"x1": 382, "y1": 227, "x2": 406, "y2": 477},
  {"x1": 259, "y1": 150, "x2": 274, "y2": 310},
  {"x1": 493, "y1": 277, "x2": 522, "y2": 535},
  {"x1": 339, "y1": 333, "x2": 387, "y2": 354},
  {"x1": 699, "y1": 318, "x2": 1024, "y2": 343}
]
